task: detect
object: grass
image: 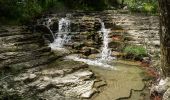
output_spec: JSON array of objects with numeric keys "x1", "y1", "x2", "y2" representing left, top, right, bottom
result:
[{"x1": 124, "y1": 45, "x2": 147, "y2": 60}]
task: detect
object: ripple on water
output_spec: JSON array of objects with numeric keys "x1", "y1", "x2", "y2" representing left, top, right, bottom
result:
[
  {"x1": 89, "y1": 63, "x2": 146, "y2": 100},
  {"x1": 65, "y1": 55, "x2": 146, "y2": 99}
]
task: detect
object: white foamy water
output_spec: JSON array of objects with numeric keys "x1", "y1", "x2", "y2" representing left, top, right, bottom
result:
[
  {"x1": 48, "y1": 18, "x2": 116, "y2": 69},
  {"x1": 66, "y1": 55, "x2": 116, "y2": 69},
  {"x1": 98, "y1": 20, "x2": 114, "y2": 62},
  {"x1": 49, "y1": 18, "x2": 71, "y2": 50},
  {"x1": 66, "y1": 19, "x2": 116, "y2": 69}
]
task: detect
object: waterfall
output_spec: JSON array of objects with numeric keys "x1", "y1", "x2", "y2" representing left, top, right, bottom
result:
[
  {"x1": 98, "y1": 20, "x2": 112, "y2": 62},
  {"x1": 66, "y1": 19, "x2": 115, "y2": 69},
  {"x1": 49, "y1": 18, "x2": 71, "y2": 50}
]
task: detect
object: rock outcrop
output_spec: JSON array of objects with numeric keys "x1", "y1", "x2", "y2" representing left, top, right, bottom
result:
[
  {"x1": 0, "y1": 60, "x2": 104, "y2": 100},
  {"x1": 38, "y1": 10, "x2": 159, "y2": 58},
  {"x1": 112, "y1": 11, "x2": 159, "y2": 57},
  {"x1": 0, "y1": 26, "x2": 57, "y2": 70},
  {"x1": 0, "y1": 26, "x2": 104, "y2": 100}
]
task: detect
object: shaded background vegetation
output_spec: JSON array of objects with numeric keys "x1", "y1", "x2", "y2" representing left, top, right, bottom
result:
[
  {"x1": 0, "y1": 0, "x2": 158, "y2": 24},
  {"x1": 121, "y1": 0, "x2": 158, "y2": 13}
]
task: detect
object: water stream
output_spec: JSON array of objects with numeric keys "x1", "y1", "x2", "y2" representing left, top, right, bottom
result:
[
  {"x1": 98, "y1": 19, "x2": 114, "y2": 62},
  {"x1": 66, "y1": 19, "x2": 115, "y2": 69},
  {"x1": 49, "y1": 18, "x2": 71, "y2": 50}
]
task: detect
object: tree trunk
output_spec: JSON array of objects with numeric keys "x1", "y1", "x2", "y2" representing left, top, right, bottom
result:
[{"x1": 158, "y1": 0, "x2": 170, "y2": 77}]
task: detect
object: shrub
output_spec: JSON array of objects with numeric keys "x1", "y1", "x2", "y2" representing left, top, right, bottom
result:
[
  {"x1": 123, "y1": 0, "x2": 158, "y2": 13},
  {"x1": 142, "y1": 2, "x2": 157, "y2": 13},
  {"x1": 124, "y1": 45, "x2": 147, "y2": 59},
  {"x1": 0, "y1": 0, "x2": 65, "y2": 24}
]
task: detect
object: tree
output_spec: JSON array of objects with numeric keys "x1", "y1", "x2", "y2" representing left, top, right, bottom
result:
[{"x1": 158, "y1": 0, "x2": 170, "y2": 77}]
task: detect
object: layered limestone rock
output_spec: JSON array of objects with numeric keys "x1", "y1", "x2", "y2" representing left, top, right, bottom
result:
[
  {"x1": 38, "y1": 11, "x2": 159, "y2": 58},
  {"x1": 0, "y1": 10, "x2": 159, "y2": 100},
  {"x1": 0, "y1": 26, "x2": 58, "y2": 70},
  {"x1": 111, "y1": 11, "x2": 159, "y2": 57},
  {"x1": 0, "y1": 26, "x2": 105, "y2": 100},
  {"x1": 1, "y1": 60, "x2": 104, "y2": 100}
]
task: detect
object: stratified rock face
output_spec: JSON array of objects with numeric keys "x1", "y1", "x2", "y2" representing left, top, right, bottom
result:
[
  {"x1": 1, "y1": 60, "x2": 103, "y2": 100},
  {"x1": 37, "y1": 11, "x2": 114, "y2": 58},
  {"x1": 0, "y1": 19, "x2": 104, "y2": 100},
  {"x1": 112, "y1": 12, "x2": 159, "y2": 57},
  {"x1": 0, "y1": 26, "x2": 57, "y2": 70},
  {"x1": 38, "y1": 11, "x2": 159, "y2": 58}
]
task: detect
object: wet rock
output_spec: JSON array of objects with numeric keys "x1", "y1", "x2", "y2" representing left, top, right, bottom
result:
[
  {"x1": 90, "y1": 47, "x2": 100, "y2": 54},
  {"x1": 84, "y1": 40, "x2": 98, "y2": 47},
  {"x1": 88, "y1": 54, "x2": 101, "y2": 59},
  {"x1": 108, "y1": 41, "x2": 123, "y2": 51},
  {"x1": 94, "y1": 80, "x2": 107, "y2": 88},
  {"x1": 71, "y1": 21, "x2": 80, "y2": 32},
  {"x1": 81, "y1": 47, "x2": 91, "y2": 56},
  {"x1": 81, "y1": 47, "x2": 99, "y2": 56},
  {"x1": 81, "y1": 89, "x2": 97, "y2": 99},
  {"x1": 111, "y1": 51, "x2": 125, "y2": 57},
  {"x1": 72, "y1": 42, "x2": 84, "y2": 50}
]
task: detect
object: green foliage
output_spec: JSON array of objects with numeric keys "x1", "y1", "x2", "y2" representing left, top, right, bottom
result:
[
  {"x1": 123, "y1": 0, "x2": 158, "y2": 13},
  {"x1": 142, "y1": 2, "x2": 157, "y2": 13},
  {"x1": 0, "y1": 0, "x2": 65, "y2": 24},
  {"x1": 0, "y1": 0, "x2": 114, "y2": 24},
  {"x1": 124, "y1": 45, "x2": 147, "y2": 58}
]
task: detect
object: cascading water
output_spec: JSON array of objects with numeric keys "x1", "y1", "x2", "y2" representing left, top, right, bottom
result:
[
  {"x1": 66, "y1": 19, "x2": 115, "y2": 69},
  {"x1": 98, "y1": 20, "x2": 113, "y2": 62},
  {"x1": 49, "y1": 18, "x2": 71, "y2": 50}
]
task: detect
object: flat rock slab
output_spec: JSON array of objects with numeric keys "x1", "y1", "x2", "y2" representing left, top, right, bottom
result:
[{"x1": 5, "y1": 60, "x2": 104, "y2": 100}]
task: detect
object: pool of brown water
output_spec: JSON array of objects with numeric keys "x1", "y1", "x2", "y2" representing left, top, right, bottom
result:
[{"x1": 90, "y1": 62, "x2": 150, "y2": 100}]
